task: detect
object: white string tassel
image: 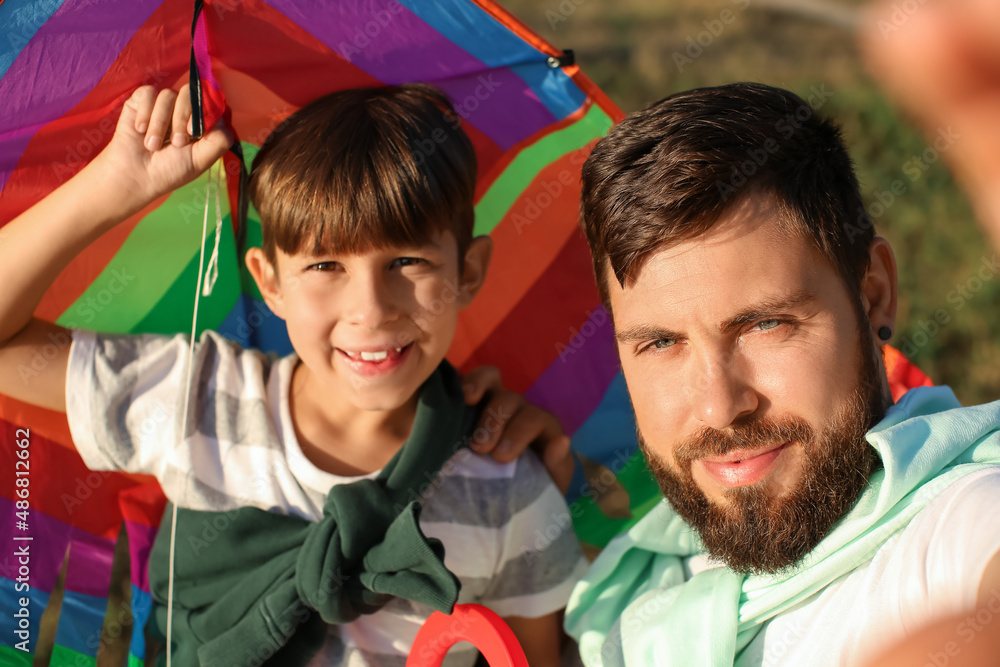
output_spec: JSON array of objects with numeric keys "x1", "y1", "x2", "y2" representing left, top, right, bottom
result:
[
  {"x1": 167, "y1": 161, "x2": 218, "y2": 667},
  {"x1": 202, "y1": 165, "x2": 223, "y2": 297}
]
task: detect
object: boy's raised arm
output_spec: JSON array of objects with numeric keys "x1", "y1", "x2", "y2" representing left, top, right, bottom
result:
[{"x1": 0, "y1": 85, "x2": 230, "y2": 412}]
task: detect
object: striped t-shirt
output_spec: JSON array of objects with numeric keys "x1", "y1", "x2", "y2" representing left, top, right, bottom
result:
[{"x1": 65, "y1": 329, "x2": 587, "y2": 666}]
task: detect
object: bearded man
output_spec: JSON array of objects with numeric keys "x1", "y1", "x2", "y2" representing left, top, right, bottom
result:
[{"x1": 563, "y1": 82, "x2": 1000, "y2": 665}]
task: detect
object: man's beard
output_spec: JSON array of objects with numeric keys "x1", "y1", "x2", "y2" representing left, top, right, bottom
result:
[{"x1": 640, "y1": 330, "x2": 890, "y2": 575}]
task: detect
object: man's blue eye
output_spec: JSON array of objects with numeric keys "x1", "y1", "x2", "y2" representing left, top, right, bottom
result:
[
  {"x1": 756, "y1": 319, "x2": 781, "y2": 331},
  {"x1": 651, "y1": 339, "x2": 676, "y2": 349}
]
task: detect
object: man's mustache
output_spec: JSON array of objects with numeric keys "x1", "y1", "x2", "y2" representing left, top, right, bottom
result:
[{"x1": 674, "y1": 416, "x2": 814, "y2": 462}]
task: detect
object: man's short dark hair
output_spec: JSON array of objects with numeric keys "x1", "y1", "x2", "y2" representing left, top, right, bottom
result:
[
  {"x1": 249, "y1": 84, "x2": 476, "y2": 268},
  {"x1": 581, "y1": 82, "x2": 874, "y2": 310}
]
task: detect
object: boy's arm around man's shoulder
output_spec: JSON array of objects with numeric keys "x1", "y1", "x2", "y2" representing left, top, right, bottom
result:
[{"x1": 461, "y1": 365, "x2": 575, "y2": 494}]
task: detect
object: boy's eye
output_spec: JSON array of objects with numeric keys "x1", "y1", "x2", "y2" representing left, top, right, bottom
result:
[
  {"x1": 308, "y1": 261, "x2": 341, "y2": 272},
  {"x1": 391, "y1": 257, "x2": 424, "y2": 268}
]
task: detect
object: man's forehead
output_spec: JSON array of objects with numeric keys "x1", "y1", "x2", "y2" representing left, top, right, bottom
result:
[
  {"x1": 622, "y1": 196, "x2": 796, "y2": 275},
  {"x1": 611, "y1": 213, "x2": 811, "y2": 285}
]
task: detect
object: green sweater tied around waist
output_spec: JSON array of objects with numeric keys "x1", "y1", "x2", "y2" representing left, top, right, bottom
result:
[{"x1": 147, "y1": 361, "x2": 479, "y2": 666}]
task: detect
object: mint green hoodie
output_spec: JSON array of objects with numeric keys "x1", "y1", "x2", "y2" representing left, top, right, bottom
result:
[{"x1": 565, "y1": 386, "x2": 1000, "y2": 666}]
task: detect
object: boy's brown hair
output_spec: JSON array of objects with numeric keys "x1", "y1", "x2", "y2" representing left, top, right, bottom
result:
[{"x1": 249, "y1": 84, "x2": 477, "y2": 269}]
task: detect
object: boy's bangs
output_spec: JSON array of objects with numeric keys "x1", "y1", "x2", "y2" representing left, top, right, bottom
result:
[
  {"x1": 286, "y1": 139, "x2": 462, "y2": 258},
  {"x1": 249, "y1": 85, "x2": 476, "y2": 265}
]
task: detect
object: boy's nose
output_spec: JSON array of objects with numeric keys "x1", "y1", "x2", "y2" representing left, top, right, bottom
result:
[{"x1": 342, "y1": 274, "x2": 398, "y2": 328}]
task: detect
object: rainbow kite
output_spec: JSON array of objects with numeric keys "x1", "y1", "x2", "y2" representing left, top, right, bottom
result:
[{"x1": 0, "y1": 0, "x2": 932, "y2": 664}]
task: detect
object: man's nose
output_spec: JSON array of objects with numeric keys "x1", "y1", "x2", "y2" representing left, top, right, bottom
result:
[
  {"x1": 342, "y1": 273, "x2": 398, "y2": 328},
  {"x1": 689, "y1": 350, "x2": 759, "y2": 431}
]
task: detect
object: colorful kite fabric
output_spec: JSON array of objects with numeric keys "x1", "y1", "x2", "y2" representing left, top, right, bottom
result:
[{"x1": 0, "y1": 0, "x2": 933, "y2": 664}]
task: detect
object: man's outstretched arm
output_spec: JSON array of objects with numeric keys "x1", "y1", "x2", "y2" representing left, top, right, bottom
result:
[{"x1": 863, "y1": 550, "x2": 1000, "y2": 667}]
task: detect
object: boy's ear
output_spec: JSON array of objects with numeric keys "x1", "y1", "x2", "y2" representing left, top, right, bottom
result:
[
  {"x1": 245, "y1": 247, "x2": 286, "y2": 319},
  {"x1": 861, "y1": 236, "x2": 898, "y2": 346},
  {"x1": 458, "y1": 236, "x2": 493, "y2": 308}
]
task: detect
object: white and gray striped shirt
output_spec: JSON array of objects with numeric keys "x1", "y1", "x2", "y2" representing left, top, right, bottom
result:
[{"x1": 66, "y1": 328, "x2": 587, "y2": 666}]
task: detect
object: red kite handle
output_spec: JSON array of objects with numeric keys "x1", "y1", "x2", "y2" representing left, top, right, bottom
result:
[{"x1": 406, "y1": 604, "x2": 529, "y2": 667}]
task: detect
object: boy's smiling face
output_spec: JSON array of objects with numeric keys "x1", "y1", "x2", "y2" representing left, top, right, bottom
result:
[{"x1": 247, "y1": 230, "x2": 491, "y2": 413}]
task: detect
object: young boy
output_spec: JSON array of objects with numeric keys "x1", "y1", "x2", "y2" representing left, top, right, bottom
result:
[{"x1": 0, "y1": 84, "x2": 585, "y2": 664}]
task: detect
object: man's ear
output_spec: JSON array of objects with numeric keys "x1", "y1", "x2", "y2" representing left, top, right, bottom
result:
[
  {"x1": 861, "y1": 237, "x2": 898, "y2": 345},
  {"x1": 245, "y1": 247, "x2": 286, "y2": 319},
  {"x1": 457, "y1": 236, "x2": 493, "y2": 308}
]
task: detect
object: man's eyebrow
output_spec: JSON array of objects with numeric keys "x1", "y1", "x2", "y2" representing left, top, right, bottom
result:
[
  {"x1": 719, "y1": 289, "x2": 815, "y2": 334},
  {"x1": 615, "y1": 324, "x2": 683, "y2": 345},
  {"x1": 613, "y1": 289, "x2": 816, "y2": 344}
]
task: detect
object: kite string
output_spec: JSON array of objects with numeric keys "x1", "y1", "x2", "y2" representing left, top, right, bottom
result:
[{"x1": 167, "y1": 162, "x2": 217, "y2": 667}]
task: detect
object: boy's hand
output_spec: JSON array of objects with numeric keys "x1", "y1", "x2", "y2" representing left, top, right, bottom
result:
[
  {"x1": 462, "y1": 365, "x2": 574, "y2": 494},
  {"x1": 93, "y1": 85, "x2": 232, "y2": 219}
]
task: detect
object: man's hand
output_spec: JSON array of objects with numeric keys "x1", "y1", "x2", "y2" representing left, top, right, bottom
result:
[
  {"x1": 462, "y1": 365, "x2": 575, "y2": 494},
  {"x1": 91, "y1": 84, "x2": 232, "y2": 221},
  {"x1": 861, "y1": 0, "x2": 1000, "y2": 252}
]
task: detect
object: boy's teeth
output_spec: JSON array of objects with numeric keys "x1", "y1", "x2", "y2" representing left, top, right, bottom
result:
[{"x1": 342, "y1": 345, "x2": 407, "y2": 361}]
